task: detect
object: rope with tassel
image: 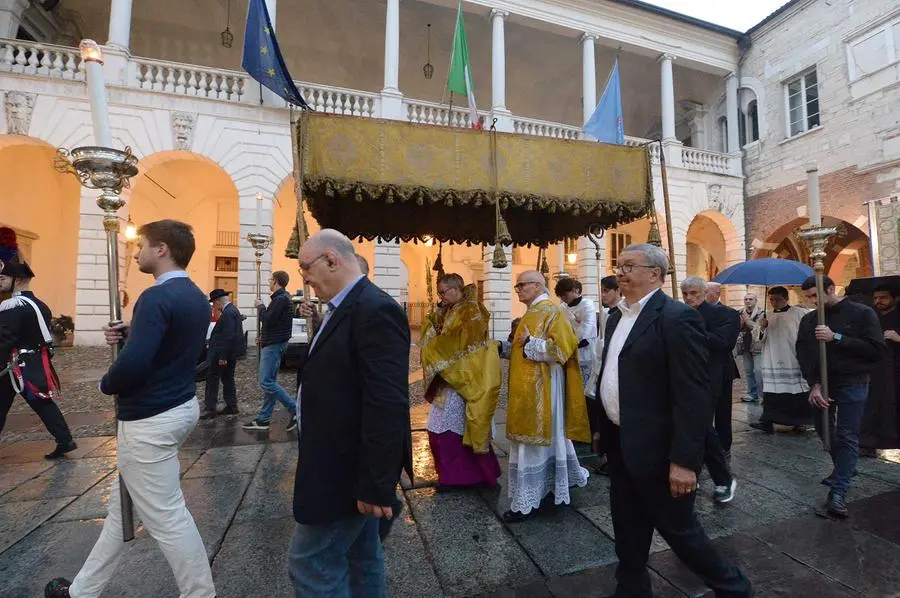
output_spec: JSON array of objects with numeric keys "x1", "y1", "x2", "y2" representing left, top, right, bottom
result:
[{"x1": 489, "y1": 119, "x2": 510, "y2": 268}]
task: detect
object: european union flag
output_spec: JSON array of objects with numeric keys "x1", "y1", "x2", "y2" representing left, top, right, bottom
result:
[
  {"x1": 584, "y1": 59, "x2": 624, "y2": 144},
  {"x1": 242, "y1": 0, "x2": 308, "y2": 108}
]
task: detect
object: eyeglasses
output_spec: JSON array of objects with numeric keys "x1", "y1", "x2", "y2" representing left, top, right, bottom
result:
[
  {"x1": 615, "y1": 263, "x2": 658, "y2": 274},
  {"x1": 299, "y1": 254, "x2": 326, "y2": 272},
  {"x1": 514, "y1": 281, "x2": 539, "y2": 290}
]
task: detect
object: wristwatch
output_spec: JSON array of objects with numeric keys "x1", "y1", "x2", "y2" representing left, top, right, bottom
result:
[{"x1": 833, "y1": 333, "x2": 843, "y2": 343}]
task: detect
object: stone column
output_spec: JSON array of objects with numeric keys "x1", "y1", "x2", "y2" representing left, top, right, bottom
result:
[
  {"x1": 659, "y1": 53, "x2": 676, "y2": 141},
  {"x1": 577, "y1": 237, "x2": 602, "y2": 307},
  {"x1": 374, "y1": 239, "x2": 404, "y2": 303},
  {"x1": 0, "y1": 0, "x2": 27, "y2": 39},
  {"x1": 482, "y1": 245, "x2": 512, "y2": 341},
  {"x1": 490, "y1": 9, "x2": 513, "y2": 132},
  {"x1": 581, "y1": 33, "x2": 598, "y2": 135},
  {"x1": 107, "y1": 0, "x2": 133, "y2": 50},
  {"x1": 725, "y1": 72, "x2": 740, "y2": 153},
  {"x1": 379, "y1": 0, "x2": 405, "y2": 120}
]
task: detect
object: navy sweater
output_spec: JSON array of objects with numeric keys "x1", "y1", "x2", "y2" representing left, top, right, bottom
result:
[{"x1": 101, "y1": 277, "x2": 210, "y2": 421}]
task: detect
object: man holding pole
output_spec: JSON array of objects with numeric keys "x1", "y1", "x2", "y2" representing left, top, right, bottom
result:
[
  {"x1": 796, "y1": 275, "x2": 884, "y2": 518},
  {"x1": 45, "y1": 219, "x2": 215, "y2": 598}
]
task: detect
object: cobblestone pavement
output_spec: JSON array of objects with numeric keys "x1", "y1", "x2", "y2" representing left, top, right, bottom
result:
[{"x1": 2, "y1": 349, "x2": 900, "y2": 596}]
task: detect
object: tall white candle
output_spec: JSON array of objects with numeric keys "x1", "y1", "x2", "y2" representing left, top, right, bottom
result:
[
  {"x1": 806, "y1": 164, "x2": 821, "y2": 227},
  {"x1": 80, "y1": 40, "x2": 112, "y2": 147},
  {"x1": 255, "y1": 193, "x2": 263, "y2": 234}
]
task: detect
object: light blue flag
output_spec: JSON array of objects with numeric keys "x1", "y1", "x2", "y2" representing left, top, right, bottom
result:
[{"x1": 583, "y1": 59, "x2": 624, "y2": 144}]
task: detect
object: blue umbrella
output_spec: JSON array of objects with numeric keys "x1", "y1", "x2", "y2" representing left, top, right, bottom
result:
[{"x1": 712, "y1": 258, "x2": 813, "y2": 286}]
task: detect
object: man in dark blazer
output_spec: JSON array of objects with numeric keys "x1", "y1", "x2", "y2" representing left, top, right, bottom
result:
[
  {"x1": 706, "y1": 281, "x2": 742, "y2": 451},
  {"x1": 201, "y1": 288, "x2": 243, "y2": 419},
  {"x1": 596, "y1": 244, "x2": 751, "y2": 598},
  {"x1": 289, "y1": 229, "x2": 412, "y2": 598},
  {"x1": 682, "y1": 277, "x2": 740, "y2": 504}
]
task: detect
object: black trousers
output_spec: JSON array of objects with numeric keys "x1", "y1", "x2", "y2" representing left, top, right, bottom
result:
[
  {"x1": 0, "y1": 378, "x2": 74, "y2": 446},
  {"x1": 704, "y1": 426, "x2": 733, "y2": 487},
  {"x1": 204, "y1": 357, "x2": 237, "y2": 411},
  {"x1": 607, "y1": 426, "x2": 751, "y2": 598},
  {"x1": 714, "y1": 373, "x2": 735, "y2": 452}
]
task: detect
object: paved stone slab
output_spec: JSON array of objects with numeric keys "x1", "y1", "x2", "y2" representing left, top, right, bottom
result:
[
  {"x1": 384, "y1": 492, "x2": 443, "y2": 598},
  {"x1": 648, "y1": 531, "x2": 851, "y2": 597},
  {"x1": 855, "y1": 455, "x2": 900, "y2": 486},
  {"x1": 476, "y1": 581, "x2": 553, "y2": 598},
  {"x1": 728, "y1": 454, "x2": 829, "y2": 508},
  {"x1": 51, "y1": 472, "x2": 116, "y2": 523},
  {"x1": 0, "y1": 436, "x2": 112, "y2": 464},
  {"x1": 577, "y1": 506, "x2": 671, "y2": 555},
  {"x1": 183, "y1": 444, "x2": 266, "y2": 478},
  {"x1": 410, "y1": 430, "x2": 439, "y2": 487},
  {"x1": 206, "y1": 414, "x2": 298, "y2": 446},
  {"x1": 0, "y1": 497, "x2": 74, "y2": 553},
  {"x1": 544, "y1": 561, "x2": 687, "y2": 598},
  {"x1": 0, "y1": 460, "x2": 54, "y2": 498},
  {"x1": 846, "y1": 489, "x2": 900, "y2": 546},
  {"x1": 407, "y1": 487, "x2": 542, "y2": 596},
  {"x1": 0, "y1": 457, "x2": 114, "y2": 504},
  {"x1": 505, "y1": 506, "x2": 619, "y2": 576},
  {"x1": 0, "y1": 519, "x2": 104, "y2": 597},
  {"x1": 233, "y1": 443, "x2": 297, "y2": 523},
  {"x1": 410, "y1": 403, "x2": 429, "y2": 431},
  {"x1": 755, "y1": 515, "x2": 900, "y2": 595},
  {"x1": 211, "y1": 517, "x2": 296, "y2": 598}
]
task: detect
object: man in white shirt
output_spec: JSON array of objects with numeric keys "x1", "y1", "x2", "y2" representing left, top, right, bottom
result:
[{"x1": 594, "y1": 244, "x2": 751, "y2": 598}]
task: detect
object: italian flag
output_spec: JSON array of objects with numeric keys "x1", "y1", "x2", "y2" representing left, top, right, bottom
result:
[{"x1": 448, "y1": 2, "x2": 481, "y2": 129}]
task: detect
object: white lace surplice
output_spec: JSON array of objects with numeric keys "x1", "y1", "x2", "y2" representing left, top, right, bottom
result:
[
  {"x1": 426, "y1": 386, "x2": 467, "y2": 436},
  {"x1": 507, "y1": 337, "x2": 590, "y2": 515}
]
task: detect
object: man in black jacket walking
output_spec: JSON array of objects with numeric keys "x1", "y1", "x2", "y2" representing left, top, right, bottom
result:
[
  {"x1": 201, "y1": 288, "x2": 243, "y2": 420},
  {"x1": 797, "y1": 276, "x2": 884, "y2": 518},
  {"x1": 244, "y1": 270, "x2": 297, "y2": 432}
]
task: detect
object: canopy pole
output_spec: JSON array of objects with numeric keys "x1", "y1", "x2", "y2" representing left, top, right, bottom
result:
[
  {"x1": 291, "y1": 107, "x2": 316, "y2": 324},
  {"x1": 657, "y1": 142, "x2": 678, "y2": 299}
]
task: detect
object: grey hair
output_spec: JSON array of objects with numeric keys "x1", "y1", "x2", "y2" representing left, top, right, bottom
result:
[
  {"x1": 437, "y1": 273, "x2": 465, "y2": 290},
  {"x1": 622, "y1": 243, "x2": 669, "y2": 282},
  {"x1": 316, "y1": 229, "x2": 356, "y2": 259},
  {"x1": 355, "y1": 254, "x2": 369, "y2": 276},
  {"x1": 681, "y1": 276, "x2": 708, "y2": 292}
]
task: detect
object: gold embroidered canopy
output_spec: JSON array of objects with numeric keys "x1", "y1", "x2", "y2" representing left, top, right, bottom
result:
[{"x1": 296, "y1": 112, "x2": 651, "y2": 247}]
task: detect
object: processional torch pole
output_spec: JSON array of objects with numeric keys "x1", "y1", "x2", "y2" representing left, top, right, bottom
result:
[
  {"x1": 797, "y1": 164, "x2": 837, "y2": 452},
  {"x1": 54, "y1": 40, "x2": 139, "y2": 541},
  {"x1": 248, "y1": 193, "x2": 272, "y2": 364}
]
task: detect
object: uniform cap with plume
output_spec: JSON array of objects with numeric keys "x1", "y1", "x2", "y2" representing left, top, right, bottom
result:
[{"x1": 0, "y1": 227, "x2": 17, "y2": 265}]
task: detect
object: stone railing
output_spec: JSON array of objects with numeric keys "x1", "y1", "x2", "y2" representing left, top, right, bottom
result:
[
  {"x1": 0, "y1": 39, "x2": 84, "y2": 80},
  {"x1": 404, "y1": 98, "x2": 486, "y2": 128},
  {"x1": 681, "y1": 147, "x2": 730, "y2": 174},
  {"x1": 131, "y1": 56, "x2": 247, "y2": 102},
  {"x1": 296, "y1": 82, "x2": 379, "y2": 118},
  {"x1": 512, "y1": 116, "x2": 581, "y2": 140}
]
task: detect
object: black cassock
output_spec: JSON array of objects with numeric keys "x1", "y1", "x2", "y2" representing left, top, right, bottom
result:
[{"x1": 860, "y1": 309, "x2": 900, "y2": 449}]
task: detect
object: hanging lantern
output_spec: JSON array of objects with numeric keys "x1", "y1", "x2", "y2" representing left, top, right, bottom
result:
[
  {"x1": 492, "y1": 243, "x2": 507, "y2": 269},
  {"x1": 221, "y1": 0, "x2": 234, "y2": 48},
  {"x1": 423, "y1": 24, "x2": 434, "y2": 79}
]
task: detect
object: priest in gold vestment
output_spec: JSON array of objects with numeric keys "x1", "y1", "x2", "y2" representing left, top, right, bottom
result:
[
  {"x1": 421, "y1": 274, "x2": 502, "y2": 488},
  {"x1": 500, "y1": 271, "x2": 591, "y2": 522}
]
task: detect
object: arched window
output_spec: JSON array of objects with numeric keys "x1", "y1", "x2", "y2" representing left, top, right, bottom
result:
[
  {"x1": 718, "y1": 117, "x2": 728, "y2": 153},
  {"x1": 746, "y1": 100, "x2": 759, "y2": 143}
]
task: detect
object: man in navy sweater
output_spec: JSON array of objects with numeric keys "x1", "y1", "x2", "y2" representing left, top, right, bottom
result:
[{"x1": 45, "y1": 220, "x2": 215, "y2": 598}]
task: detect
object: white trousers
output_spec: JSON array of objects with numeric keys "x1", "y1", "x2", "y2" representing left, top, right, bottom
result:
[{"x1": 70, "y1": 398, "x2": 215, "y2": 598}]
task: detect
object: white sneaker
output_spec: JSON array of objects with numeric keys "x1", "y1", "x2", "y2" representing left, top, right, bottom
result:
[{"x1": 714, "y1": 478, "x2": 737, "y2": 503}]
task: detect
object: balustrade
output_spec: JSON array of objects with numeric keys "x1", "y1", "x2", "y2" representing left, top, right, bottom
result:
[
  {"x1": 0, "y1": 40, "x2": 83, "y2": 80},
  {"x1": 297, "y1": 84, "x2": 378, "y2": 117},
  {"x1": 132, "y1": 58, "x2": 246, "y2": 102},
  {"x1": 681, "y1": 147, "x2": 730, "y2": 174}
]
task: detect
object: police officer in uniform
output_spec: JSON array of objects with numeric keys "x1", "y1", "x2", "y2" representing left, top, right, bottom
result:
[{"x1": 0, "y1": 257, "x2": 77, "y2": 459}]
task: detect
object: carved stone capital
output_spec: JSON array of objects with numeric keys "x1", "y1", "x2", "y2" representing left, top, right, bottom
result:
[
  {"x1": 658, "y1": 53, "x2": 677, "y2": 63},
  {"x1": 580, "y1": 32, "x2": 600, "y2": 44},
  {"x1": 489, "y1": 8, "x2": 509, "y2": 20}
]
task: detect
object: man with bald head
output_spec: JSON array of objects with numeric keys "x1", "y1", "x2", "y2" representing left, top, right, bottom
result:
[
  {"x1": 289, "y1": 229, "x2": 412, "y2": 597},
  {"x1": 499, "y1": 270, "x2": 591, "y2": 522}
]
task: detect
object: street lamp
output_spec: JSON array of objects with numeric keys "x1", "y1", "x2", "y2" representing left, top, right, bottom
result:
[{"x1": 54, "y1": 38, "x2": 138, "y2": 543}]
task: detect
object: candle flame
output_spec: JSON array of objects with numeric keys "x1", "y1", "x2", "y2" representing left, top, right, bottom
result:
[{"x1": 79, "y1": 39, "x2": 103, "y2": 64}]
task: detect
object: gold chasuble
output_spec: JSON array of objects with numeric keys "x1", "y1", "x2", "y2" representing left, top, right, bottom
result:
[
  {"x1": 508, "y1": 299, "x2": 591, "y2": 446},
  {"x1": 421, "y1": 286, "x2": 501, "y2": 454}
]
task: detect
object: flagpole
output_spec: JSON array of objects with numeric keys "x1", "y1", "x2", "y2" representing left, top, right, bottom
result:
[
  {"x1": 290, "y1": 106, "x2": 317, "y2": 332},
  {"x1": 657, "y1": 140, "x2": 679, "y2": 299}
]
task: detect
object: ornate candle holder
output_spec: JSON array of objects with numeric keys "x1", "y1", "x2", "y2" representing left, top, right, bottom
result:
[{"x1": 54, "y1": 144, "x2": 139, "y2": 541}]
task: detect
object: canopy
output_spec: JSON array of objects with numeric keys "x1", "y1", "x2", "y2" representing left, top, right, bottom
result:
[{"x1": 296, "y1": 112, "x2": 651, "y2": 246}]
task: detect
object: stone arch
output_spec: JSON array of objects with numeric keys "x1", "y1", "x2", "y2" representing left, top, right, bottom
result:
[
  {"x1": 683, "y1": 209, "x2": 744, "y2": 303},
  {"x1": 124, "y1": 150, "x2": 240, "y2": 317},
  {"x1": 0, "y1": 134, "x2": 80, "y2": 321},
  {"x1": 738, "y1": 76, "x2": 767, "y2": 142}
]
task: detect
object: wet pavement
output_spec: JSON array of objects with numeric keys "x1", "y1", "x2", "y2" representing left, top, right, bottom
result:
[{"x1": 2, "y1": 401, "x2": 900, "y2": 597}]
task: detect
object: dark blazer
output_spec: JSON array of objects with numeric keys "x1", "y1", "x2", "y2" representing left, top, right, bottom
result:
[
  {"x1": 258, "y1": 288, "x2": 292, "y2": 347},
  {"x1": 596, "y1": 289, "x2": 713, "y2": 477},
  {"x1": 208, "y1": 302, "x2": 243, "y2": 361},
  {"x1": 293, "y1": 277, "x2": 413, "y2": 525},
  {"x1": 696, "y1": 301, "x2": 741, "y2": 404}
]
